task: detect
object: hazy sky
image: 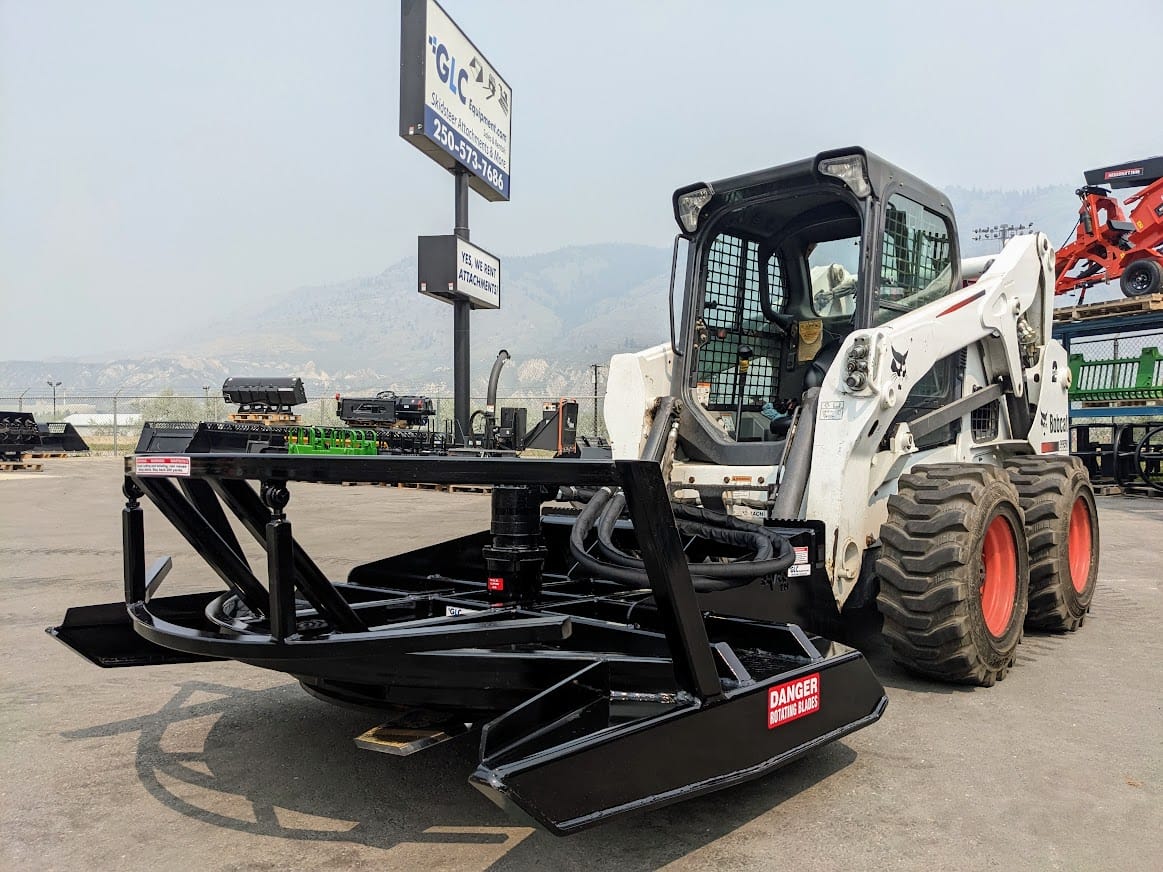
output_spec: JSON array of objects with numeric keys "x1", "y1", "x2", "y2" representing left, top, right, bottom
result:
[{"x1": 3, "y1": 0, "x2": 1161, "y2": 360}]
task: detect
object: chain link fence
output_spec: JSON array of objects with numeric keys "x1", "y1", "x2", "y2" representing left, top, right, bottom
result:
[
  {"x1": 1067, "y1": 329, "x2": 1163, "y2": 365},
  {"x1": 0, "y1": 392, "x2": 608, "y2": 454}
]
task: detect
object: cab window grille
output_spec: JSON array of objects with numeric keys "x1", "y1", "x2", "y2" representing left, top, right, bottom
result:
[
  {"x1": 695, "y1": 234, "x2": 784, "y2": 410},
  {"x1": 972, "y1": 401, "x2": 1000, "y2": 442}
]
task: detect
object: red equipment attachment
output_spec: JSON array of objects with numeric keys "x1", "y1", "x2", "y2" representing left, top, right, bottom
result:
[{"x1": 1055, "y1": 157, "x2": 1163, "y2": 300}]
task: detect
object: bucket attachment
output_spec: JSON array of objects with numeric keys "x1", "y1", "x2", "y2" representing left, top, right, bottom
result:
[
  {"x1": 49, "y1": 452, "x2": 886, "y2": 833},
  {"x1": 37, "y1": 421, "x2": 90, "y2": 453}
]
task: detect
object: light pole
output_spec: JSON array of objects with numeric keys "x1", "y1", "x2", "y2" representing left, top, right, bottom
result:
[
  {"x1": 972, "y1": 223, "x2": 1035, "y2": 252},
  {"x1": 203, "y1": 385, "x2": 211, "y2": 422},
  {"x1": 46, "y1": 380, "x2": 61, "y2": 418},
  {"x1": 18, "y1": 388, "x2": 29, "y2": 412},
  {"x1": 113, "y1": 387, "x2": 124, "y2": 455}
]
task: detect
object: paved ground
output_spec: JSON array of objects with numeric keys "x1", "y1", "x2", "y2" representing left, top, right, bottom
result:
[{"x1": 1, "y1": 457, "x2": 1160, "y2": 871}]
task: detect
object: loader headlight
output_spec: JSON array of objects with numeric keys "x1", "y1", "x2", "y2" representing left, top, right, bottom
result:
[
  {"x1": 675, "y1": 185, "x2": 714, "y2": 234},
  {"x1": 818, "y1": 155, "x2": 871, "y2": 198}
]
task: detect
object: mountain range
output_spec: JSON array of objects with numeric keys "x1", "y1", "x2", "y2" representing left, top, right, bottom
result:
[{"x1": 0, "y1": 183, "x2": 1112, "y2": 399}]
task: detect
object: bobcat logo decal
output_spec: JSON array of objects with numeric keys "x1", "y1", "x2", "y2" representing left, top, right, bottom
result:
[
  {"x1": 1040, "y1": 411, "x2": 1068, "y2": 434},
  {"x1": 890, "y1": 346, "x2": 908, "y2": 379}
]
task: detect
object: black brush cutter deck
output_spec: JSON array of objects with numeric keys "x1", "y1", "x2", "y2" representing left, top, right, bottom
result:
[{"x1": 50, "y1": 452, "x2": 885, "y2": 834}]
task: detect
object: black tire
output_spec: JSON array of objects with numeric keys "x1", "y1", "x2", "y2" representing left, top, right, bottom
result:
[
  {"x1": 876, "y1": 464, "x2": 1029, "y2": 687},
  {"x1": 1009, "y1": 453, "x2": 1097, "y2": 632},
  {"x1": 1005, "y1": 455, "x2": 1099, "y2": 632},
  {"x1": 1120, "y1": 258, "x2": 1162, "y2": 297}
]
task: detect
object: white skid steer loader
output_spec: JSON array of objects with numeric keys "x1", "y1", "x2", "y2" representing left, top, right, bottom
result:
[{"x1": 606, "y1": 146, "x2": 1099, "y2": 686}]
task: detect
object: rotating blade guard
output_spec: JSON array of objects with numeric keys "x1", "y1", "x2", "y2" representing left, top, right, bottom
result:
[{"x1": 471, "y1": 627, "x2": 885, "y2": 834}]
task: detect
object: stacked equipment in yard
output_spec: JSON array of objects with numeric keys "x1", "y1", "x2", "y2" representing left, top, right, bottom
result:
[{"x1": 1054, "y1": 295, "x2": 1163, "y2": 494}]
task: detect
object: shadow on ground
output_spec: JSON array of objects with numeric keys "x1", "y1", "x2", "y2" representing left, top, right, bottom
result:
[{"x1": 64, "y1": 678, "x2": 860, "y2": 869}]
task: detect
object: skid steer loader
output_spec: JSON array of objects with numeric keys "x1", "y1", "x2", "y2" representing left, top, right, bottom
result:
[{"x1": 50, "y1": 147, "x2": 1098, "y2": 834}]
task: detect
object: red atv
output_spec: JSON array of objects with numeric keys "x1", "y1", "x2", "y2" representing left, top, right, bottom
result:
[{"x1": 1055, "y1": 156, "x2": 1163, "y2": 300}]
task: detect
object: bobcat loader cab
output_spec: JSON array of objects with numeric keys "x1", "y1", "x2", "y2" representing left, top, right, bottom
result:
[
  {"x1": 671, "y1": 147, "x2": 963, "y2": 469},
  {"x1": 607, "y1": 148, "x2": 1094, "y2": 685}
]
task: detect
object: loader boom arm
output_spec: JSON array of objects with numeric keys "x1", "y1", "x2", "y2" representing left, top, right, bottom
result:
[{"x1": 806, "y1": 232, "x2": 1065, "y2": 597}]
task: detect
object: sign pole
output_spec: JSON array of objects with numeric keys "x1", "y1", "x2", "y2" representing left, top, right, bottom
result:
[
  {"x1": 453, "y1": 166, "x2": 471, "y2": 444},
  {"x1": 401, "y1": 0, "x2": 510, "y2": 447}
]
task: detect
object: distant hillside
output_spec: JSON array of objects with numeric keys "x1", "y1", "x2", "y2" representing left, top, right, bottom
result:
[
  {"x1": 0, "y1": 184, "x2": 1122, "y2": 397},
  {"x1": 0, "y1": 244, "x2": 672, "y2": 397}
]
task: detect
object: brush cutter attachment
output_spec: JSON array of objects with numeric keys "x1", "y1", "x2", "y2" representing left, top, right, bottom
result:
[
  {"x1": 49, "y1": 452, "x2": 885, "y2": 833},
  {"x1": 0, "y1": 411, "x2": 42, "y2": 458}
]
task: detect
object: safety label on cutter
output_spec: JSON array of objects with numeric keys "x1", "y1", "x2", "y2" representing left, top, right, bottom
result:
[
  {"x1": 787, "y1": 545, "x2": 811, "y2": 577},
  {"x1": 768, "y1": 672, "x2": 820, "y2": 729},
  {"x1": 134, "y1": 456, "x2": 191, "y2": 477}
]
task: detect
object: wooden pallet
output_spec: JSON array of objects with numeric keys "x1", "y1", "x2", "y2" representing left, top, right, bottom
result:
[
  {"x1": 322, "y1": 481, "x2": 488, "y2": 494},
  {"x1": 228, "y1": 412, "x2": 301, "y2": 425},
  {"x1": 0, "y1": 460, "x2": 44, "y2": 472},
  {"x1": 1077, "y1": 398, "x2": 1160, "y2": 408},
  {"x1": 1091, "y1": 483, "x2": 1123, "y2": 496},
  {"x1": 1120, "y1": 483, "x2": 1163, "y2": 498},
  {"x1": 23, "y1": 451, "x2": 68, "y2": 459},
  {"x1": 1055, "y1": 293, "x2": 1163, "y2": 322}
]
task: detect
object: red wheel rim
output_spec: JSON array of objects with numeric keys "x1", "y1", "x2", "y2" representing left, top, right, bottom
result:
[
  {"x1": 981, "y1": 515, "x2": 1018, "y2": 637},
  {"x1": 1067, "y1": 497, "x2": 1093, "y2": 593}
]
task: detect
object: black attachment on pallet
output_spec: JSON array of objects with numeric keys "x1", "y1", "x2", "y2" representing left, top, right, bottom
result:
[{"x1": 222, "y1": 376, "x2": 306, "y2": 415}]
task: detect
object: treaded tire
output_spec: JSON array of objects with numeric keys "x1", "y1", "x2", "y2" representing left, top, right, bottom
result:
[
  {"x1": 1005, "y1": 455, "x2": 1099, "y2": 631},
  {"x1": 1120, "y1": 258, "x2": 1162, "y2": 297},
  {"x1": 876, "y1": 464, "x2": 1029, "y2": 687}
]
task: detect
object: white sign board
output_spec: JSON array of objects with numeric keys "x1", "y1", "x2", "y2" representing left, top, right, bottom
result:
[
  {"x1": 400, "y1": 0, "x2": 512, "y2": 201},
  {"x1": 417, "y1": 235, "x2": 501, "y2": 310},
  {"x1": 452, "y1": 237, "x2": 500, "y2": 308}
]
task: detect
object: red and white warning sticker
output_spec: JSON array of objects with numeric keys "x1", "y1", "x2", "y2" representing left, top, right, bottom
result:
[
  {"x1": 134, "y1": 456, "x2": 191, "y2": 477},
  {"x1": 787, "y1": 545, "x2": 811, "y2": 577},
  {"x1": 767, "y1": 672, "x2": 820, "y2": 729}
]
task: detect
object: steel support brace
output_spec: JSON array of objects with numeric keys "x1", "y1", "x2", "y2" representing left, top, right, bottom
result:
[
  {"x1": 122, "y1": 479, "x2": 145, "y2": 603},
  {"x1": 267, "y1": 518, "x2": 296, "y2": 641},
  {"x1": 210, "y1": 478, "x2": 366, "y2": 632},
  {"x1": 179, "y1": 478, "x2": 248, "y2": 564},
  {"x1": 134, "y1": 476, "x2": 269, "y2": 615},
  {"x1": 616, "y1": 459, "x2": 724, "y2": 703}
]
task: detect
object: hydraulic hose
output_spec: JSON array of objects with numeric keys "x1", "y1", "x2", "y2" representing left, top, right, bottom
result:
[
  {"x1": 595, "y1": 492, "x2": 794, "y2": 578},
  {"x1": 771, "y1": 388, "x2": 819, "y2": 518},
  {"x1": 563, "y1": 392, "x2": 794, "y2": 590},
  {"x1": 641, "y1": 396, "x2": 677, "y2": 463},
  {"x1": 557, "y1": 486, "x2": 600, "y2": 503},
  {"x1": 486, "y1": 350, "x2": 510, "y2": 412}
]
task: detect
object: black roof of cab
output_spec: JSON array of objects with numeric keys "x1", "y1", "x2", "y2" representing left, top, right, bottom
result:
[{"x1": 672, "y1": 146, "x2": 956, "y2": 238}]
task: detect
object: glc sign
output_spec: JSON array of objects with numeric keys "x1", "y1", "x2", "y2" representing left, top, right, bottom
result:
[{"x1": 400, "y1": 0, "x2": 512, "y2": 201}]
